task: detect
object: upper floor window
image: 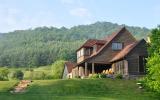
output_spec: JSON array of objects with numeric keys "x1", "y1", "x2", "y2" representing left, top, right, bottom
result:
[
  {"x1": 77, "y1": 51, "x2": 80, "y2": 58},
  {"x1": 112, "y1": 42, "x2": 123, "y2": 50},
  {"x1": 93, "y1": 45, "x2": 97, "y2": 53},
  {"x1": 77, "y1": 48, "x2": 84, "y2": 58}
]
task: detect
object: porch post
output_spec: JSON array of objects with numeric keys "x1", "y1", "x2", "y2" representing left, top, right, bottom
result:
[
  {"x1": 124, "y1": 60, "x2": 128, "y2": 75},
  {"x1": 92, "y1": 63, "x2": 95, "y2": 74},
  {"x1": 78, "y1": 66, "x2": 80, "y2": 77},
  {"x1": 85, "y1": 62, "x2": 87, "y2": 76}
]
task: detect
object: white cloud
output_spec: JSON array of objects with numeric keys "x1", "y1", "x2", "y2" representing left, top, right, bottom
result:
[{"x1": 70, "y1": 8, "x2": 91, "y2": 17}]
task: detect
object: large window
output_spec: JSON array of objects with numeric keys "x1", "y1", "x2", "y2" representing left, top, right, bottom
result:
[{"x1": 112, "y1": 42, "x2": 123, "y2": 50}]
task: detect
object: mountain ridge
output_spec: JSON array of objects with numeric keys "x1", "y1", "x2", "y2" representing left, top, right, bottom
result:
[{"x1": 0, "y1": 21, "x2": 150, "y2": 67}]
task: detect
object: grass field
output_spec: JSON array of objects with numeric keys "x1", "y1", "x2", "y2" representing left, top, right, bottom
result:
[{"x1": 0, "y1": 79, "x2": 159, "y2": 100}]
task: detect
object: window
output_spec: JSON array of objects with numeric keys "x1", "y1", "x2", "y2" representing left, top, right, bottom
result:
[
  {"x1": 93, "y1": 45, "x2": 97, "y2": 52},
  {"x1": 112, "y1": 42, "x2": 123, "y2": 50},
  {"x1": 85, "y1": 49, "x2": 90, "y2": 56},
  {"x1": 80, "y1": 48, "x2": 84, "y2": 56},
  {"x1": 77, "y1": 48, "x2": 84, "y2": 58},
  {"x1": 77, "y1": 51, "x2": 80, "y2": 58}
]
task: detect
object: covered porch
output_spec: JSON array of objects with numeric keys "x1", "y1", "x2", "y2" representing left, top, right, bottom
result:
[{"x1": 75, "y1": 62, "x2": 111, "y2": 77}]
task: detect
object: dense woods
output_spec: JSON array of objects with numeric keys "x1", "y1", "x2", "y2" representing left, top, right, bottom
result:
[{"x1": 0, "y1": 22, "x2": 150, "y2": 67}]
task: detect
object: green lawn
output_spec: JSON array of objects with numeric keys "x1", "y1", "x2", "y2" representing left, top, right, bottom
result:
[
  {"x1": 0, "y1": 79, "x2": 159, "y2": 100},
  {"x1": 0, "y1": 81, "x2": 17, "y2": 92}
]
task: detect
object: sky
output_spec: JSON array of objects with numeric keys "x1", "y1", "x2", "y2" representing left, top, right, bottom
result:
[{"x1": 0, "y1": 0, "x2": 160, "y2": 32}]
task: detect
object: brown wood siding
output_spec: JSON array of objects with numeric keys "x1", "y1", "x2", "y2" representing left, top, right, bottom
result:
[
  {"x1": 88, "y1": 28, "x2": 136, "y2": 64},
  {"x1": 127, "y1": 57, "x2": 139, "y2": 74},
  {"x1": 126, "y1": 40, "x2": 147, "y2": 75},
  {"x1": 112, "y1": 60, "x2": 128, "y2": 75},
  {"x1": 96, "y1": 44, "x2": 104, "y2": 51}
]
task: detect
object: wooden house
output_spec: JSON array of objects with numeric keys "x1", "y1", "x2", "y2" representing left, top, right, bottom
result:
[{"x1": 72, "y1": 27, "x2": 147, "y2": 78}]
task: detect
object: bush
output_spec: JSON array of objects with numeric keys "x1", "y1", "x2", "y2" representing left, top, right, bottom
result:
[
  {"x1": 115, "y1": 73, "x2": 123, "y2": 79},
  {"x1": 99, "y1": 73, "x2": 106, "y2": 78},
  {"x1": 24, "y1": 71, "x2": 48, "y2": 80},
  {"x1": 0, "y1": 67, "x2": 9, "y2": 81},
  {"x1": 51, "y1": 60, "x2": 65, "y2": 79},
  {"x1": 45, "y1": 74, "x2": 54, "y2": 79},
  {"x1": 89, "y1": 74, "x2": 99, "y2": 79},
  {"x1": 32, "y1": 71, "x2": 46, "y2": 80},
  {"x1": 74, "y1": 76, "x2": 81, "y2": 79},
  {"x1": 12, "y1": 70, "x2": 24, "y2": 80}
]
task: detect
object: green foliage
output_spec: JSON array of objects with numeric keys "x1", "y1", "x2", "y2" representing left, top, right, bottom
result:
[
  {"x1": 0, "y1": 67, "x2": 9, "y2": 80},
  {"x1": 115, "y1": 73, "x2": 123, "y2": 79},
  {"x1": 51, "y1": 60, "x2": 65, "y2": 79},
  {"x1": 99, "y1": 73, "x2": 106, "y2": 78},
  {"x1": 148, "y1": 27, "x2": 160, "y2": 55},
  {"x1": 146, "y1": 27, "x2": 160, "y2": 93},
  {"x1": 24, "y1": 71, "x2": 53, "y2": 80},
  {"x1": 0, "y1": 22, "x2": 150, "y2": 67},
  {"x1": 89, "y1": 74, "x2": 99, "y2": 78},
  {"x1": 12, "y1": 70, "x2": 24, "y2": 80},
  {"x1": 31, "y1": 71, "x2": 45, "y2": 80}
]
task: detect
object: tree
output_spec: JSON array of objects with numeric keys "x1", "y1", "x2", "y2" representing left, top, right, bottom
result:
[
  {"x1": 51, "y1": 60, "x2": 65, "y2": 79},
  {"x1": 146, "y1": 27, "x2": 160, "y2": 93}
]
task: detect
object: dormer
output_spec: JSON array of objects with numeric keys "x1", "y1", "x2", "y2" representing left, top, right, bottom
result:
[
  {"x1": 77, "y1": 48, "x2": 90, "y2": 63},
  {"x1": 76, "y1": 39, "x2": 106, "y2": 63}
]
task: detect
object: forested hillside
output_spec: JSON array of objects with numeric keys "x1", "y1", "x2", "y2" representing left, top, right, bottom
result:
[{"x1": 0, "y1": 22, "x2": 150, "y2": 67}]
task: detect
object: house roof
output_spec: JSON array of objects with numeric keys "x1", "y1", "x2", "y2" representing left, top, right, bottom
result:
[
  {"x1": 76, "y1": 39, "x2": 106, "y2": 51},
  {"x1": 110, "y1": 39, "x2": 146, "y2": 62},
  {"x1": 65, "y1": 61, "x2": 76, "y2": 73}
]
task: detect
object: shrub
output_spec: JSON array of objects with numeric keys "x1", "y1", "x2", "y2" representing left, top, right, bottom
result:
[
  {"x1": 115, "y1": 73, "x2": 123, "y2": 79},
  {"x1": 45, "y1": 74, "x2": 54, "y2": 79},
  {"x1": 89, "y1": 74, "x2": 99, "y2": 79},
  {"x1": 0, "y1": 67, "x2": 9, "y2": 81},
  {"x1": 13, "y1": 70, "x2": 24, "y2": 80},
  {"x1": 24, "y1": 71, "x2": 48, "y2": 80},
  {"x1": 31, "y1": 71, "x2": 46, "y2": 80},
  {"x1": 51, "y1": 60, "x2": 65, "y2": 79},
  {"x1": 73, "y1": 76, "x2": 81, "y2": 79},
  {"x1": 99, "y1": 73, "x2": 106, "y2": 78}
]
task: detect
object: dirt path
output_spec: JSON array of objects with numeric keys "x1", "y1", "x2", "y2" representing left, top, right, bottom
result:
[{"x1": 11, "y1": 80, "x2": 32, "y2": 93}]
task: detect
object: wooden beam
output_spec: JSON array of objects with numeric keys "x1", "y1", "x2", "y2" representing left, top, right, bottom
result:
[
  {"x1": 85, "y1": 62, "x2": 87, "y2": 76},
  {"x1": 92, "y1": 63, "x2": 95, "y2": 74},
  {"x1": 124, "y1": 60, "x2": 128, "y2": 75}
]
